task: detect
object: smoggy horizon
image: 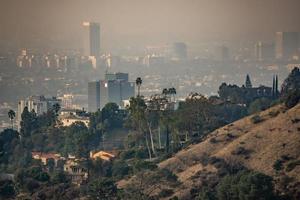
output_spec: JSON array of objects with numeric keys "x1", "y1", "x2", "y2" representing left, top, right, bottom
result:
[{"x1": 1, "y1": 0, "x2": 300, "y2": 55}]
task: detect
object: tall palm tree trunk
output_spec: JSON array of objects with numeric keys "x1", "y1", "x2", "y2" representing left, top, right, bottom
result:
[
  {"x1": 166, "y1": 125, "x2": 170, "y2": 153},
  {"x1": 158, "y1": 126, "x2": 162, "y2": 149},
  {"x1": 147, "y1": 122, "x2": 157, "y2": 157},
  {"x1": 144, "y1": 133, "x2": 152, "y2": 161}
]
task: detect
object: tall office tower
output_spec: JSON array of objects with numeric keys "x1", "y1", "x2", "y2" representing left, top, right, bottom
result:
[
  {"x1": 275, "y1": 32, "x2": 299, "y2": 60},
  {"x1": 99, "y1": 72, "x2": 135, "y2": 109},
  {"x1": 215, "y1": 45, "x2": 230, "y2": 62},
  {"x1": 88, "y1": 73, "x2": 135, "y2": 111},
  {"x1": 254, "y1": 42, "x2": 275, "y2": 61},
  {"x1": 82, "y1": 22, "x2": 100, "y2": 57},
  {"x1": 169, "y1": 42, "x2": 187, "y2": 60},
  {"x1": 88, "y1": 81, "x2": 100, "y2": 112}
]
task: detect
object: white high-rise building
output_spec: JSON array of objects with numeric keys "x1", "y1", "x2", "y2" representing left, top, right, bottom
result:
[
  {"x1": 17, "y1": 96, "x2": 61, "y2": 130},
  {"x1": 82, "y1": 22, "x2": 100, "y2": 57}
]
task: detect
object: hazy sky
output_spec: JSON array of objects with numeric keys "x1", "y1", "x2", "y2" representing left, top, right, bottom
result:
[{"x1": 1, "y1": 0, "x2": 300, "y2": 53}]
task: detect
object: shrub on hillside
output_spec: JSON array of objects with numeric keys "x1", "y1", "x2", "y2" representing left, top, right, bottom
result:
[
  {"x1": 231, "y1": 147, "x2": 251, "y2": 156},
  {"x1": 291, "y1": 118, "x2": 300, "y2": 124},
  {"x1": 284, "y1": 89, "x2": 300, "y2": 109},
  {"x1": 119, "y1": 149, "x2": 136, "y2": 160},
  {"x1": 134, "y1": 148, "x2": 149, "y2": 159},
  {"x1": 158, "y1": 188, "x2": 174, "y2": 198},
  {"x1": 273, "y1": 159, "x2": 283, "y2": 171},
  {"x1": 209, "y1": 138, "x2": 218, "y2": 144},
  {"x1": 112, "y1": 160, "x2": 131, "y2": 179},
  {"x1": 133, "y1": 159, "x2": 157, "y2": 172},
  {"x1": 195, "y1": 187, "x2": 216, "y2": 200},
  {"x1": 286, "y1": 160, "x2": 300, "y2": 172},
  {"x1": 217, "y1": 170, "x2": 276, "y2": 200},
  {"x1": 251, "y1": 115, "x2": 263, "y2": 124},
  {"x1": 248, "y1": 97, "x2": 272, "y2": 114},
  {"x1": 268, "y1": 110, "x2": 280, "y2": 117},
  {"x1": 0, "y1": 180, "x2": 16, "y2": 199}
]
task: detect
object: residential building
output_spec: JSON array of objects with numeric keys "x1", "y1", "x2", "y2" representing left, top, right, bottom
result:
[{"x1": 17, "y1": 95, "x2": 61, "y2": 129}]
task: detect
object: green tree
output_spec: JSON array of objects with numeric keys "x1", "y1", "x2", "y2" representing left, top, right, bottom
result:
[
  {"x1": 20, "y1": 107, "x2": 37, "y2": 138},
  {"x1": 52, "y1": 103, "x2": 61, "y2": 116},
  {"x1": 281, "y1": 67, "x2": 300, "y2": 97},
  {"x1": 248, "y1": 97, "x2": 272, "y2": 114},
  {"x1": 0, "y1": 180, "x2": 16, "y2": 198},
  {"x1": 217, "y1": 170, "x2": 276, "y2": 200},
  {"x1": 7, "y1": 110, "x2": 16, "y2": 129},
  {"x1": 87, "y1": 178, "x2": 119, "y2": 200},
  {"x1": 126, "y1": 97, "x2": 152, "y2": 159},
  {"x1": 51, "y1": 171, "x2": 69, "y2": 184},
  {"x1": 101, "y1": 102, "x2": 124, "y2": 129},
  {"x1": 0, "y1": 129, "x2": 22, "y2": 169},
  {"x1": 136, "y1": 77, "x2": 142, "y2": 97}
]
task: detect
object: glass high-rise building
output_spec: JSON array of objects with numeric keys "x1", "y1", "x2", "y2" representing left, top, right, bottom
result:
[{"x1": 88, "y1": 73, "x2": 135, "y2": 112}]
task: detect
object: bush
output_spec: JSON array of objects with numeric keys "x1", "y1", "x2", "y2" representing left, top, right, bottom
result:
[
  {"x1": 134, "y1": 148, "x2": 149, "y2": 159},
  {"x1": 112, "y1": 160, "x2": 131, "y2": 179},
  {"x1": 0, "y1": 180, "x2": 15, "y2": 198},
  {"x1": 273, "y1": 159, "x2": 283, "y2": 171},
  {"x1": 251, "y1": 115, "x2": 263, "y2": 124},
  {"x1": 291, "y1": 118, "x2": 300, "y2": 124},
  {"x1": 195, "y1": 187, "x2": 216, "y2": 200},
  {"x1": 158, "y1": 188, "x2": 174, "y2": 198},
  {"x1": 51, "y1": 171, "x2": 69, "y2": 184},
  {"x1": 209, "y1": 138, "x2": 218, "y2": 144},
  {"x1": 248, "y1": 98, "x2": 272, "y2": 114},
  {"x1": 133, "y1": 159, "x2": 157, "y2": 172},
  {"x1": 87, "y1": 178, "x2": 118, "y2": 200},
  {"x1": 208, "y1": 156, "x2": 222, "y2": 165},
  {"x1": 284, "y1": 89, "x2": 300, "y2": 109},
  {"x1": 268, "y1": 110, "x2": 280, "y2": 117},
  {"x1": 231, "y1": 147, "x2": 251, "y2": 156},
  {"x1": 119, "y1": 149, "x2": 136, "y2": 160},
  {"x1": 286, "y1": 160, "x2": 300, "y2": 172},
  {"x1": 217, "y1": 170, "x2": 276, "y2": 200}
]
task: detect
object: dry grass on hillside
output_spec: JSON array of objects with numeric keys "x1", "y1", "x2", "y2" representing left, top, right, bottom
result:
[
  {"x1": 157, "y1": 103, "x2": 300, "y2": 199},
  {"x1": 119, "y1": 104, "x2": 300, "y2": 199}
]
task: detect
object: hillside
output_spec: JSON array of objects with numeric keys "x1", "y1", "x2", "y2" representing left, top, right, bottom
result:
[{"x1": 120, "y1": 103, "x2": 300, "y2": 199}]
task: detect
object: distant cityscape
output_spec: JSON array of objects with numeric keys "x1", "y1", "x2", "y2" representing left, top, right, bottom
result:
[{"x1": 0, "y1": 21, "x2": 300, "y2": 130}]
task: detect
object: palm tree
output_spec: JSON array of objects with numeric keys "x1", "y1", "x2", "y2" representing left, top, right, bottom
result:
[
  {"x1": 52, "y1": 103, "x2": 61, "y2": 115},
  {"x1": 162, "y1": 88, "x2": 169, "y2": 97},
  {"x1": 168, "y1": 87, "x2": 176, "y2": 102},
  {"x1": 136, "y1": 77, "x2": 142, "y2": 97},
  {"x1": 8, "y1": 110, "x2": 16, "y2": 129}
]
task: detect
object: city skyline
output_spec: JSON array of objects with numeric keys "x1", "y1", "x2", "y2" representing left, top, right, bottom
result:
[{"x1": 1, "y1": 0, "x2": 300, "y2": 55}]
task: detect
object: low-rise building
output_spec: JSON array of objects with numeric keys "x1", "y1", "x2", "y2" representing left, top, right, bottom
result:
[
  {"x1": 64, "y1": 159, "x2": 88, "y2": 185},
  {"x1": 90, "y1": 150, "x2": 115, "y2": 161},
  {"x1": 31, "y1": 152, "x2": 65, "y2": 168},
  {"x1": 59, "y1": 109, "x2": 90, "y2": 127}
]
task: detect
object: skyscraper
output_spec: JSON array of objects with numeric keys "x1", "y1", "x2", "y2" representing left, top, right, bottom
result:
[
  {"x1": 275, "y1": 32, "x2": 299, "y2": 60},
  {"x1": 88, "y1": 73, "x2": 135, "y2": 112},
  {"x1": 254, "y1": 42, "x2": 275, "y2": 61},
  {"x1": 88, "y1": 81, "x2": 100, "y2": 112},
  {"x1": 82, "y1": 22, "x2": 100, "y2": 57}
]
